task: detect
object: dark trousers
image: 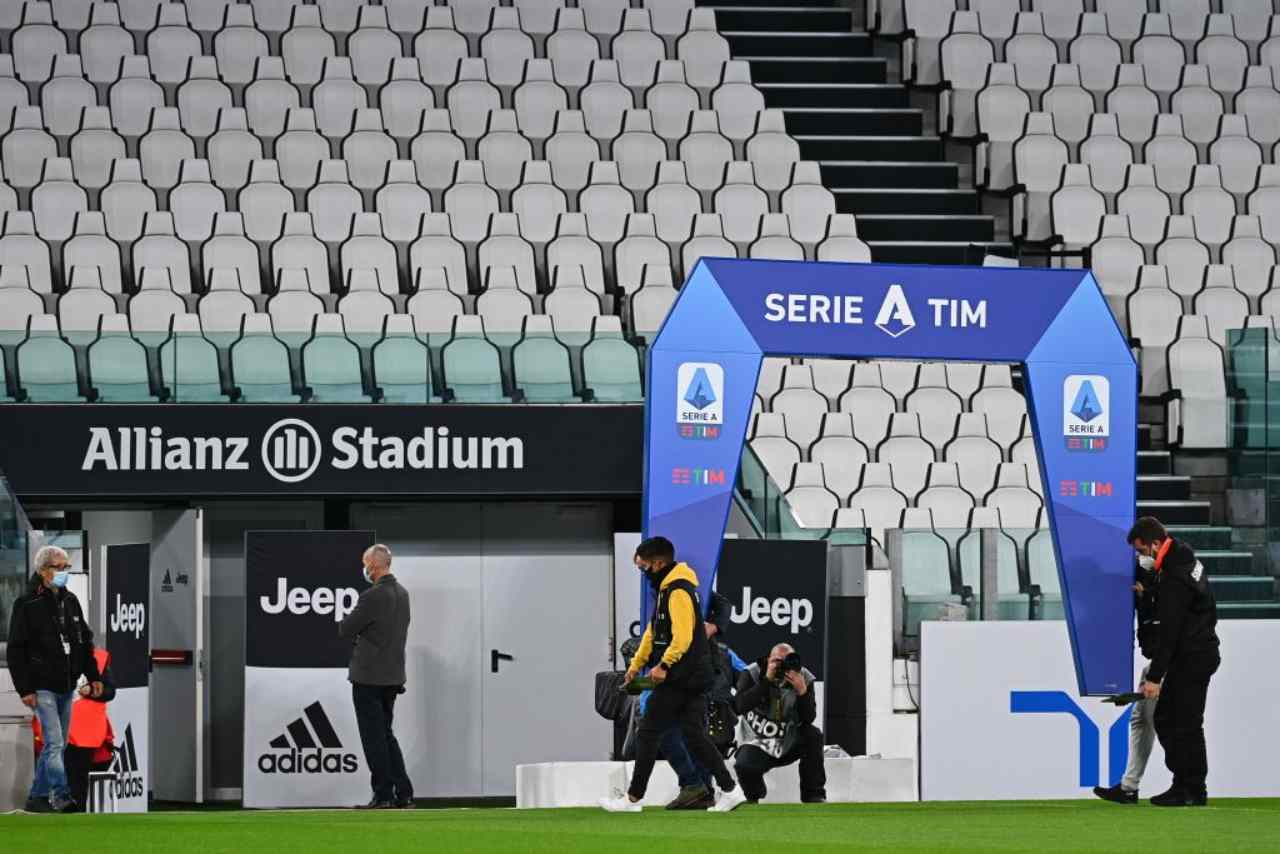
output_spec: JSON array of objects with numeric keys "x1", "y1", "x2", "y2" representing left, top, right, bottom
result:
[
  {"x1": 352, "y1": 683, "x2": 413, "y2": 803},
  {"x1": 659, "y1": 726, "x2": 712, "y2": 790},
  {"x1": 734, "y1": 724, "x2": 826, "y2": 802},
  {"x1": 64, "y1": 746, "x2": 109, "y2": 812},
  {"x1": 628, "y1": 683, "x2": 735, "y2": 800},
  {"x1": 1153, "y1": 658, "x2": 1218, "y2": 796}
]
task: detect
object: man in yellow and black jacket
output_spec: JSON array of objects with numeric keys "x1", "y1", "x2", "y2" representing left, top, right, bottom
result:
[{"x1": 599, "y1": 537, "x2": 747, "y2": 813}]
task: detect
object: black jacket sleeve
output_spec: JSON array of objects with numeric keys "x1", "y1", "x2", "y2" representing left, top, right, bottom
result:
[
  {"x1": 338, "y1": 586, "x2": 377, "y2": 642},
  {"x1": 735, "y1": 669, "x2": 772, "y2": 716},
  {"x1": 6, "y1": 598, "x2": 31, "y2": 697},
  {"x1": 94, "y1": 660, "x2": 117, "y2": 706},
  {"x1": 1148, "y1": 571, "x2": 1192, "y2": 684},
  {"x1": 73, "y1": 597, "x2": 101, "y2": 684},
  {"x1": 796, "y1": 676, "x2": 817, "y2": 725}
]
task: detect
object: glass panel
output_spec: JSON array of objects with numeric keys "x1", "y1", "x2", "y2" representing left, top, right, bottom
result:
[{"x1": 0, "y1": 470, "x2": 32, "y2": 644}]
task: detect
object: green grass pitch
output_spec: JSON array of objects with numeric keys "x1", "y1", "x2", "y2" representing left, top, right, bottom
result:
[{"x1": 3, "y1": 800, "x2": 1279, "y2": 853}]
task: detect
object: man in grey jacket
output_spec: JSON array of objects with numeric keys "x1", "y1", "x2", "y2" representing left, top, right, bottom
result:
[
  {"x1": 339, "y1": 544, "x2": 413, "y2": 809},
  {"x1": 733, "y1": 643, "x2": 826, "y2": 804}
]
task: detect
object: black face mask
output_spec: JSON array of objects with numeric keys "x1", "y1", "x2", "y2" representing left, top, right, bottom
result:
[{"x1": 646, "y1": 562, "x2": 673, "y2": 590}]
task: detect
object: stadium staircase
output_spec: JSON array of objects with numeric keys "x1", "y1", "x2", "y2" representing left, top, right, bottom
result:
[
  {"x1": 702, "y1": 0, "x2": 1008, "y2": 264},
  {"x1": 712, "y1": 0, "x2": 1277, "y2": 620}
]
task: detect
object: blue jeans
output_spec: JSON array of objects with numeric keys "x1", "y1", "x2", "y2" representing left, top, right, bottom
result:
[
  {"x1": 31, "y1": 689, "x2": 75, "y2": 800},
  {"x1": 660, "y1": 726, "x2": 711, "y2": 790}
]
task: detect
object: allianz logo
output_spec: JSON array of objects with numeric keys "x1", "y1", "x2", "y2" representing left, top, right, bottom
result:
[{"x1": 80, "y1": 421, "x2": 525, "y2": 484}]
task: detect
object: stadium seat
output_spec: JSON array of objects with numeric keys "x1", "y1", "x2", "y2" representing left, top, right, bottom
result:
[
  {"x1": 513, "y1": 316, "x2": 578, "y2": 403},
  {"x1": 302, "y1": 313, "x2": 370, "y2": 402},
  {"x1": 159, "y1": 314, "x2": 230, "y2": 402},
  {"x1": 442, "y1": 315, "x2": 507, "y2": 403},
  {"x1": 372, "y1": 315, "x2": 434, "y2": 404},
  {"x1": 230, "y1": 314, "x2": 302, "y2": 403},
  {"x1": 17, "y1": 314, "x2": 85, "y2": 401},
  {"x1": 582, "y1": 315, "x2": 642, "y2": 401}
]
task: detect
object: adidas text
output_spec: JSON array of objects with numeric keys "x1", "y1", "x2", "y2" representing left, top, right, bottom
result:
[{"x1": 257, "y1": 749, "x2": 359, "y2": 775}]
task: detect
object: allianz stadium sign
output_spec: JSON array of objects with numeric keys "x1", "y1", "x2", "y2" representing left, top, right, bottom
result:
[{"x1": 0, "y1": 405, "x2": 642, "y2": 497}]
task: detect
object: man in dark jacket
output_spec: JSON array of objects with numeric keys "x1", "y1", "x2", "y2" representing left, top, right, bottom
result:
[
  {"x1": 339, "y1": 544, "x2": 413, "y2": 810},
  {"x1": 600, "y1": 537, "x2": 746, "y2": 813},
  {"x1": 1094, "y1": 559, "x2": 1161, "y2": 804},
  {"x1": 1129, "y1": 516, "x2": 1220, "y2": 807},
  {"x1": 6, "y1": 545, "x2": 102, "y2": 813},
  {"x1": 734, "y1": 643, "x2": 825, "y2": 804}
]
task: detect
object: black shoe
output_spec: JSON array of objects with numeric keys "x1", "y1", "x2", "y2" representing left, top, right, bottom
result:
[
  {"x1": 665, "y1": 784, "x2": 714, "y2": 810},
  {"x1": 1151, "y1": 787, "x2": 1207, "y2": 807},
  {"x1": 356, "y1": 799, "x2": 395, "y2": 810},
  {"x1": 802, "y1": 794, "x2": 827, "y2": 804},
  {"x1": 24, "y1": 797, "x2": 52, "y2": 814},
  {"x1": 49, "y1": 796, "x2": 77, "y2": 814},
  {"x1": 395, "y1": 798, "x2": 416, "y2": 809},
  {"x1": 1093, "y1": 785, "x2": 1138, "y2": 805}
]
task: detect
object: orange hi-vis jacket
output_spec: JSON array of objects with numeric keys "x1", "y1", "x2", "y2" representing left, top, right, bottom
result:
[{"x1": 33, "y1": 648, "x2": 115, "y2": 764}]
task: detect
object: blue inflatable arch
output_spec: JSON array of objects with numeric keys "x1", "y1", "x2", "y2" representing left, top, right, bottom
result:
[{"x1": 643, "y1": 259, "x2": 1136, "y2": 696}]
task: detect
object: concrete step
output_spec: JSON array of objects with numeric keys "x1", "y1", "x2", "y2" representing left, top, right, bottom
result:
[
  {"x1": 1136, "y1": 500, "x2": 1212, "y2": 526},
  {"x1": 835, "y1": 188, "x2": 980, "y2": 215},
  {"x1": 710, "y1": 6, "x2": 854, "y2": 33},
  {"x1": 743, "y1": 57, "x2": 889, "y2": 84},
  {"x1": 797, "y1": 134, "x2": 944, "y2": 161},
  {"x1": 856, "y1": 213, "x2": 995, "y2": 242},
  {"x1": 1136, "y1": 475, "x2": 1191, "y2": 502},
  {"x1": 1218, "y1": 601, "x2": 1280, "y2": 619},
  {"x1": 759, "y1": 83, "x2": 909, "y2": 109},
  {"x1": 1210, "y1": 575, "x2": 1277, "y2": 603},
  {"x1": 725, "y1": 31, "x2": 873, "y2": 57},
  {"x1": 784, "y1": 107, "x2": 924, "y2": 136},
  {"x1": 1138, "y1": 450, "x2": 1172, "y2": 476},
  {"x1": 821, "y1": 160, "x2": 959, "y2": 189}
]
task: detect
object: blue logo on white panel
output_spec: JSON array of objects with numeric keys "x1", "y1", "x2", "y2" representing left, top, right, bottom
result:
[
  {"x1": 677, "y1": 362, "x2": 724, "y2": 440},
  {"x1": 1010, "y1": 691, "x2": 1133, "y2": 789},
  {"x1": 1063, "y1": 375, "x2": 1110, "y2": 453}
]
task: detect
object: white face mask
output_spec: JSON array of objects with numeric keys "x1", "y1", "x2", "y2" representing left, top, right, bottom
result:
[{"x1": 1137, "y1": 555, "x2": 1156, "y2": 570}]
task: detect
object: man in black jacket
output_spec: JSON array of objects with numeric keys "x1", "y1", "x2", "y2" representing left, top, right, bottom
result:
[
  {"x1": 339, "y1": 544, "x2": 413, "y2": 810},
  {"x1": 1128, "y1": 516, "x2": 1220, "y2": 807},
  {"x1": 6, "y1": 545, "x2": 102, "y2": 813},
  {"x1": 733, "y1": 643, "x2": 825, "y2": 804},
  {"x1": 1094, "y1": 559, "x2": 1161, "y2": 804}
]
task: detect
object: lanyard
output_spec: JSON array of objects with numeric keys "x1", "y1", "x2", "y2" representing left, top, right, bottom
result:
[{"x1": 1153, "y1": 538, "x2": 1174, "y2": 573}]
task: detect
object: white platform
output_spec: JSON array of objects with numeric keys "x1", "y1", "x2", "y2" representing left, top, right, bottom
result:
[{"x1": 516, "y1": 757, "x2": 917, "y2": 809}]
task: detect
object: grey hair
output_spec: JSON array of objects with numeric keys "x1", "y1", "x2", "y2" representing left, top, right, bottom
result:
[
  {"x1": 33, "y1": 545, "x2": 70, "y2": 574},
  {"x1": 364, "y1": 544, "x2": 393, "y2": 569}
]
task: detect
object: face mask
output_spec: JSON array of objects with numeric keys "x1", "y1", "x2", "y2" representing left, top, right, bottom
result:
[
  {"x1": 51, "y1": 571, "x2": 70, "y2": 589},
  {"x1": 1137, "y1": 555, "x2": 1155, "y2": 570},
  {"x1": 362, "y1": 566, "x2": 373, "y2": 584}
]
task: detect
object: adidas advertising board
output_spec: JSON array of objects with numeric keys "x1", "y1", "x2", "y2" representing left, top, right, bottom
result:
[
  {"x1": 243, "y1": 531, "x2": 375, "y2": 808},
  {"x1": 103, "y1": 543, "x2": 151, "y2": 812},
  {"x1": 0, "y1": 405, "x2": 641, "y2": 497},
  {"x1": 717, "y1": 540, "x2": 829, "y2": 679}
]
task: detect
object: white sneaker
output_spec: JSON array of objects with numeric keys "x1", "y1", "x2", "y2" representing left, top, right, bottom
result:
[
  {"x1": 707, "y1": 786, "x2": 748, "y2": 813},
  {"x1": 599, "y1": 795, "x2": 642, "y2": 813}
]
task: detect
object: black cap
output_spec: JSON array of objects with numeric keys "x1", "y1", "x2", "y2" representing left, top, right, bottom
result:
[{"x1": 706, "y1": 592, "x2": 733, "y2": 634}]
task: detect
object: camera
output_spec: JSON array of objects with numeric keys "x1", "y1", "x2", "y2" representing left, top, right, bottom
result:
[{"x1": 777, "y1": 652, "x2": 802, "y2": 678}]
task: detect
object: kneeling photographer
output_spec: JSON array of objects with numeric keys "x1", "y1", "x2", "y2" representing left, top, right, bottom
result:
[{"x1": 733, "y1": 643, "x2": 825, "y2": 804}]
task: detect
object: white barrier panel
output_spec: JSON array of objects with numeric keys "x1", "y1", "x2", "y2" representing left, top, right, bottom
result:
[
  {"x1": 516, "y1": 757, "x2": 917, "y2": 808},
  {"x1": 921, "y1": 620, "x2": 1280, "y2": 800}
]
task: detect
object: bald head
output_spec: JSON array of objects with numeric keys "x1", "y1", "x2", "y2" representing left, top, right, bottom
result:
[
  {"x1": 771, "y1": 643, "x2": 794, "y2": 658},
  {"x1": 362, "y1": 544, "x2": 392, "y2": 582}
]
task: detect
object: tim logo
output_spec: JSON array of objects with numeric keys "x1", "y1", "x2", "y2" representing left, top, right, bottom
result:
[
  {"x1": 1059, "y1": 480, "x2": 1113, "y2": 498},
  {"x1": 258, "y1": 701, "x2": 358, "y2": 775},
  {"x1": 262, "y1": 418, "x2": 322, "y2": 483},
  {"x1": 114, "y1": 724, "x2": 145, "y2": 799},
  {"x1": 1063, "y1": 375, "x2": 1109, "y2": 452},
  {"x1": 1011, "y1": 691, "x2": 1132, "y2": 788},
  {"x1": 676, "y1": 362, "x2": 724, "y2": 440},
  {"x1": 672, "y1": 467, "x2": 725, "y2": 486}
]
